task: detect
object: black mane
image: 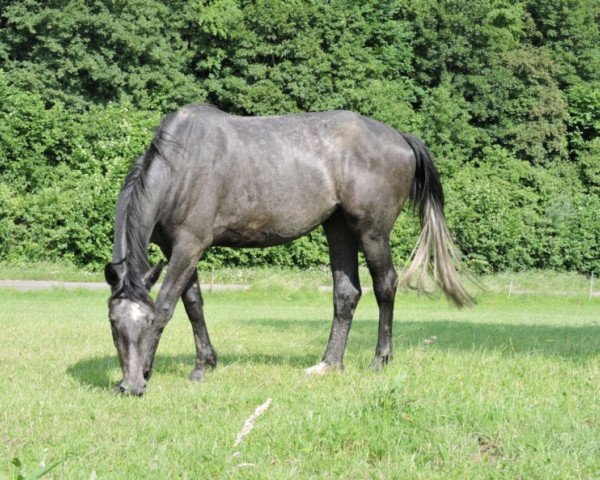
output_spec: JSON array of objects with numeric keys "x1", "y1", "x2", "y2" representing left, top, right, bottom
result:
[{"x1": 109, "y1": 114, "x2": 180, "y2": 304}]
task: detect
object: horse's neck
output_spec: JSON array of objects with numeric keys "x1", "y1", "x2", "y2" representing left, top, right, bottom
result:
[
  {"x1": 112, "y1": 184, "x2": 134, "y2": 263},
  {"x1": 111, "y1": 184, "x2": 160, "y2": 267},
  {"x1": 112, "y1": 154, "x2": 171, "y2": 265}
]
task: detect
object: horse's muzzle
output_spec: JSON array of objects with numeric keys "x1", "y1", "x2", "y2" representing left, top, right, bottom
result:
[{"x1": 116, "y1": 380, "x2": 147, "y2": 396}]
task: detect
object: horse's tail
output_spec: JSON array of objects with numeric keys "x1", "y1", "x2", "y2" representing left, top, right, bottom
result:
[{"x1": 399, "y1": 133, "x2": 474, "y2": 307}]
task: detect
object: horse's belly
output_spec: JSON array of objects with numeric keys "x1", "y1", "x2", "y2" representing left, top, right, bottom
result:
[
  {"x1": 212, "y1": 203, "x2": 337, "y2": 248},
  {"x1": 214, "y1": 227, "x2": 313, "y2": 248}
]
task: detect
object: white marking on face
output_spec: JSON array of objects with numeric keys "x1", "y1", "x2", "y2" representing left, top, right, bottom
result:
[{"x1": 130, "y1": 303, "x2": 145, "y2": 323}]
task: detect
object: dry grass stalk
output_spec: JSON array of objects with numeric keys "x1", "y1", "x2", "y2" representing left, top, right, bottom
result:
[{"x1": 233, "y1": 398, "x2": 272, "y2": 448}]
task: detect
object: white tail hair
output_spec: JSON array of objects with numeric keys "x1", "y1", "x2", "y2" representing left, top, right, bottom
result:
[{"x1": 399, "y1": 134, "x2": 474, "y2": 307}]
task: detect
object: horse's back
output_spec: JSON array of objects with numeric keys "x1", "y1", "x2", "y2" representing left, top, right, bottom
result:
[{"x1": 164, "y1": 104, "x2": 414, "y2": 180}]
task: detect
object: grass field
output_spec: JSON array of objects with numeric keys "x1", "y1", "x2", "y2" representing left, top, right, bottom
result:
[{"x1": 1, "y1": 270, "x2": 599, "y2": 479}]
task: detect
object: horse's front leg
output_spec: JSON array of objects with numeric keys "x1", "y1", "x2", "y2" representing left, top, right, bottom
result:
[
  {"x1": 182, "y1": 270, "x2": 217, "y2": 381},
  {"x1": 143, "y1": 237, "x2": 207, "y2": 380}
]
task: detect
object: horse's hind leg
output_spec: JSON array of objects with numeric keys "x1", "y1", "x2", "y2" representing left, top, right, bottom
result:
[
  {"x1": 306, "y1": 212, "x2": 361, "y2": 375},
  {"x1": 360, "y1": 231, "x2": 398, "y2": 370},
  {"x1": 182, "y1": 270, "x2": 217, "y2": 381}
]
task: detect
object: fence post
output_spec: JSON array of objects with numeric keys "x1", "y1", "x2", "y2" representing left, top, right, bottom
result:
[
  {"x1": 210, "y1": 265, "x2": 215, "y2": 294},
  {"x1": 508, "y1": 276, "x2": 514, "y2": 299},
  {"x1": 590, "y1": 272, "x2": 595, "y2": 301}
]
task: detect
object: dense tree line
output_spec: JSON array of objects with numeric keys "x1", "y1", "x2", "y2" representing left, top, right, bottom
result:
[{"x1": 0, "y1": 0, "x2": 598, "y2": 273}]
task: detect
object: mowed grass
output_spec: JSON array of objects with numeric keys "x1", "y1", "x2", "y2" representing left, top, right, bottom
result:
[{"x1": 1, "y1": 280, "x2": 599, "y2": 479}]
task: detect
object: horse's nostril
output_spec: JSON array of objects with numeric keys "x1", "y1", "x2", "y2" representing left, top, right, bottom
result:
[
  {"x1": 131, "y1": 385, "x2": 146, "y2": 396},
  {"x1": 119, "y1": 385, "x2": 127, "y2": 394}
]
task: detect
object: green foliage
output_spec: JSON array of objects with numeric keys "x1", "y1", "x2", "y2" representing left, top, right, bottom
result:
[
  {"x1": 0, "y1": 72, "x2": 158, "y2": 266},
  {"x1": 185, "y1": 0, "x2": 410, "y2": 115},
  {"x1": 0, "y1": 0, "x2": 598, "y2": 273},
  {"x1": 0, "y1": 71, "x2": 69, "y2": 191},
  {"x1": 578, "y1": 138, "x2": 600, "y2": 194},
  {"x1": 412, "y1": 76, "x2": 479, "y2": 176},
  {"x1": 538, "y1": 190, "x2": 600, "y2": 273},
  {"x1": 445, "y1": 147, "x2": 540, "y2": 272},
  {"x1": 0, "y1": 0, "x2": 204, "y2": 110}
]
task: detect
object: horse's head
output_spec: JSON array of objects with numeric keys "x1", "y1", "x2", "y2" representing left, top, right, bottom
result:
[{"x1": 104, "y1": 261, "x2": 164, "y2": 396}]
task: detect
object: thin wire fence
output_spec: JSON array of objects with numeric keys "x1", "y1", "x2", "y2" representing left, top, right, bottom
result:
[
  {"x1": 478, "y1": 271, "x2": 598, "y2": 299},
  {"x1": 201, "y1": 266, "x2": 600, "y2": 300}
]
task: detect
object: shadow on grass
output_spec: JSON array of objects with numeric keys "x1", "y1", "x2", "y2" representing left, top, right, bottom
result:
[
  {"x1": 248, "y1": 318, "x2": 600, "y2": 360},
  {"x1": 66, "y1": 351, "x2": 316, "y2": 390},
  {"x1": 67, "y1": 318, "x2": 600, "y2": 391}
]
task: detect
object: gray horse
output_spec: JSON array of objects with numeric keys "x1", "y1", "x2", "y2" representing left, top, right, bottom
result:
[{"x1": 104, "y1": 104, "x2": 472, "y2": 395}]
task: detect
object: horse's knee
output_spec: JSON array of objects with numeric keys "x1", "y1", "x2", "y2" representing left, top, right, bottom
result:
[
  {"x1": 183, "y1": 286, "x2": 204, "y2": 307},
  {"x1": 389, "y1": 269, "x2": 399, "y2": 291},
  {"x1": 334, "y1": 281, "x2": 362, "y2": 316},
  {"x1": 374, "y1": 269, "x2": 398, "y2": 302},
  {"x1": 184, "y1": 295, "x2": 204, "y2": 312},
  {"x1": 154, "y1": 302, "x2": 176, "y2": 328}
]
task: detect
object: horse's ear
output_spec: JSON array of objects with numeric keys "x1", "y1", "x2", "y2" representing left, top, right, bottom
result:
[
  {"x1": 104, "y1": 262, "x2": 120, "y2": 287},
  {"x1": 143, "y1": 261, "x2": 164, "y2": 290}
]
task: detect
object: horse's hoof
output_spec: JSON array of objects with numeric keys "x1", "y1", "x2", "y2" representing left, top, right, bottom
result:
[
  {"x1": 188, "y1": 368, "x2": 207, "y2": 382},
  {"x1": 304, "y1": 361, "x2": 340, "y2": 376},
  {"x1": 368, "y1": 355, "x2": 391, "y2": 371}
]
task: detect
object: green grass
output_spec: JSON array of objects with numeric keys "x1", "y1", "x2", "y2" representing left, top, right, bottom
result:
[
  {"x1": 1, "y1": 276, "x2": 599, "y2": 479},
  {"x1": 0, "y1": 261, "x2": 104, "y2": 282}
]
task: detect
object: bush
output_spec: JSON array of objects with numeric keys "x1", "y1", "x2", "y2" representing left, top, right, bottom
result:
[
  {"x1": 0, "y1": 1, "x2": 598, "y2": 274},
  {"x1": 444, "y1": 147, "x2": 540, "y2": 272}
]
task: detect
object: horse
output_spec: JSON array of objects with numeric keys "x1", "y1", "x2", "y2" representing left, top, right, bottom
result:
[{"x1": 104, "y1": 104, "x2": 472, "y2": 395}]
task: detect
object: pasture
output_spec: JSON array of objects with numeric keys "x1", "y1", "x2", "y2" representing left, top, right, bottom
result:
[{"x1": 1, "y1": 270, "x2": 599, "y2": 479}]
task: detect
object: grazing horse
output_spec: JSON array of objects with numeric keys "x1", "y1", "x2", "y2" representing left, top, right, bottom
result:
[{"x1": 104, "y1": 104, "x2": 472, "y2": 395}]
